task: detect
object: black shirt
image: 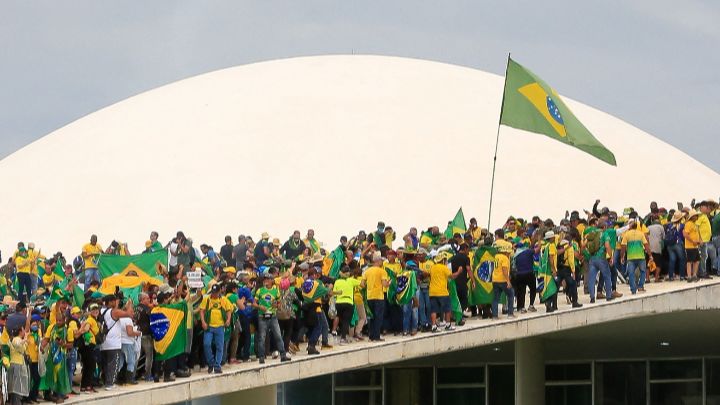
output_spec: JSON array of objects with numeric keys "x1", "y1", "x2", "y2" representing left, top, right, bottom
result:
[
  {"x1": 219, "y1": 244, "x2": 234, "y2": 266},
  {"x1": 135, "y1": 303, "x2": 151, "y2": 335},
  {"x1": 450, "y1": 253, "x2": 471, "y2": 284},
  {"x1": 280, "y1": 239, "x2": 306, "y2": 260}
]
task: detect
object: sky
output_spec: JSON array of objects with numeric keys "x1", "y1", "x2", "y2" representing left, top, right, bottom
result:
[{"x1": 1, "y1": 1, "x2": 719, "y2": 171}]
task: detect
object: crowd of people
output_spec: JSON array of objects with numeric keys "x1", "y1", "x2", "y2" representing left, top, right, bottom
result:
[{"x1": 0, "y1": 198, "x2": 718, "y2": 404}]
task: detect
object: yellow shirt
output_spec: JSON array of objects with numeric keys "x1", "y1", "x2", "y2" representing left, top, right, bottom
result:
[
  {"x1": 429, "y1": 263, "x2": 451, "y2": 297},
  {"x1": 353, "y1": 276, "x2": 364, "y2": 305},
  {"x1": 684, "y1": 220, "x2": 700, "y2": 249},
  {"x1": 200, "y1": 296, "x2": 234, "y2": 328},
  {"x1": 82, "y1": 243, "x2": 103, "y2": 269},
  {"x1": 9, "y1": 337, "x2": 26, "y2": 365},
  {"x1": 362, "y1": 266, "x2": 389, "y2": 300},
  {"x1": 576, "y1": 223, "x2": 586, "y2": 237},
  {"x1": 333, "y1": 278, "x2": 361, "y2": 305},
  {"x1": 492, "y1": 254, "x2": 510, "y2": 283},
  {"x1": 562, "y1": 244, "x2": 576, "y2": 273},
  {"x1": 86, "y1": 316, "x2": 100, "y2": 345},
  {"x1": 545, "y1": 242, "x2": 557, "y2": 271},
  {"x1": 383, "y1": 261, "x2": 402, "y2": 275},
  {"x1": 470, "y1": 227, "x2": 482, "y2": 243},
  {"x1": 15, "y1": 255, "x2": 32, "y2": 274},
  {"x1": 27, "y1": 333, "x2": 39, "y2": 362},
  {"x1": 697, "y1": 214, "x2": 711, "y2": 242},
  {"x1": 67, "y1": 318, "x2": 79, "y2": 343}
]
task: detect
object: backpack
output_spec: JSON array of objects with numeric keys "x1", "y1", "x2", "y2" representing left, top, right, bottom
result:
[
  {"x1": 585, "y1": 229, "x2": 603, "y2": 255},
  {"x1": 276, "y1": 288, "x2": 296, "y2": 321},
  {"x1": 664, "y1": 224, "x2": 678, "y2": 246},
  {"x1": 96, "y1": 308, "x2": 117, "y2": 346}
]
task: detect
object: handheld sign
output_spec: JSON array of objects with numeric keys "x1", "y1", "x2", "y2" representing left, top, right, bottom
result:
[{"x1": 187, "y1": 271, "x2": 204, "y2": 289}]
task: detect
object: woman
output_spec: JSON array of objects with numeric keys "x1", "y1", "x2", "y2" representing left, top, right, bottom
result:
[
  {"x1": 39, "y1": 314, "x2": 72, "y2": 403},
  {"x1": 332, "y1": 266, "x2": 360, "y2": 344},
  {"x1": 79, "y1": 303, "x2": 100, "y2": 393},
  {"x1": 8, "y1": 326, "x2": 30, "y2": 405}
]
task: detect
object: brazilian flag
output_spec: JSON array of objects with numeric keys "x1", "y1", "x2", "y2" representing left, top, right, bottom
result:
[
  {"x1": 151, "y1": 301, "x2": 188, "y2": 361},
  {"x1": 98, "y1": 249, "x2": 167, "y2": 280},
  {"x1": 301, "y1": 279, "x2": 330, "y2": 305},
  {"x1": 447, "y1": 279, "x2": 464, "y2": 323},
  {"x1": 500, "y1": 58, "x2": 616, "y2": 166},
  {"x1": 469, "y1": 246, "x2": 496, "y2": 305},
  {"x1": 537, "y1": 242, "x2": 558, "y2": 302},
  {"x1": 324, "y1": 246, "x2": 345, "y2": 279},
  {"x1": 387, "y1": 270, "x2": 417, "y2": 306},
  {"x1": 444, "y1": 207, "x2": 467, "y2": 239}
]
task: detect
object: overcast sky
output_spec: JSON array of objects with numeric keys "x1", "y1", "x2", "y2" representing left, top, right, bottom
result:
[{"x1": 2, "y1": 1, "x2": 718, "y2": 171}]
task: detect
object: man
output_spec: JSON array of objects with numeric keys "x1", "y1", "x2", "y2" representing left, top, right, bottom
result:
[
  {"x1": 82, "y1": 235, "x2": 103, "y2": 292},
  {"x1": 302, "y1": 267, "x2": 327, "y2": 354},
  {"x1": 232, "y1": 235, "x2": 248, "y2": 270},
  {"x1": 556, "y1": 239, "x2": 582, "y2": 308},
  {"x1": 135, "y1": 292, "x2": 155, "y2": 381},
  {"x1": 585, "y1": 220, "x2": 614, "y2": 303},
  {"x1": 173, "y1": 232, "x2": 193, "y2": 286},
  {"x1": 449, "y1": 243, "x2": 472, "y2": 321},
  {"x1": 304, "y1": 229, "x2": 322, "y2": 254},
  {"x1": 403, "y1": 227, "x2": 419, "y2": 250},
  {"x1": 419, "y1": 226, "x2": 441, "y2": 250},
  {"x1": 255, "y1": 232, "x2": 271, "y2": 264},
  {"x1": 372, "y1": 222, "x2": 388, "y2": 255},
  {"x1": 219, "y1": 236, "x2": 234, "y2": 269},
  {"x1": 540, "y1": 231, "x2": 559, "y2": 313},
  {"x1": 697, "y1": 202, "x2": 713, "y2": 279},
  {"x1": 647, "y1": 217, "x2": 665, "y2": 282},
  {"x1": 100, "y1": 294, "x2": 134, "y2": 390},
  {"x1": 712, "y1": 203, "x2": 720, "y2": 275},
  {"x1": 280, "y1": 231, "x2": 306, "y2": 261},
  {"x1": 118, "y1": 311, "x2": 141, "y2": 385},
  {"x1": 146, "y1": 231, "x2": 163, "y2": 253},
  {"x1": 683, "y1": 209, "x2": 702, "y2": 282},
  {"x1": 361, "y1": 252, "x2": 390, "y2": 341},
  {"x1": 513, "y1": 240, "x2": 537, "y2": 313},
  {"x1": 415, "y1": 249, "x2": 432, "y2": 330},
  {"x1": 426, "y1": 252, "x2": 463, "y2": 332},
  {"x1": 666, "y1": 211, "x2": 686, "y2": 280},
  {"x1": 26, "y1": 242, "x2": 41, "y2": 292},
  {"x1": 200, "y1": 284, "x2": 233, "y2": 373},
  {"x1": 491, "y1": 242, "x2": 515, "y2": 319},
  {"x1": 468, "y1": 218, "x2": 482, "y2": 245},
  {"x1": 253, "y1": 273, "x2": 291, "y2": 364},
  {"x1": 14, "y1": 246, "x2": 33, "y2": 303},
  {"x1": 620, "y1": 219, "x2": 653, "y2": 294}
]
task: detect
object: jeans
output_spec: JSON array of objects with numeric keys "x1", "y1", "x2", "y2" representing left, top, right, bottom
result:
[
  {"x1": 16, "y1": 272, "x2": 33, "y2": 303},
  {"x1": 417, "y1": 288, "x2": 430, "y2": 327},
  {"x1": 84, "y1": 268, "x2": 100, "y2": 291},
  {"x1": 589, "y1": 256, "x2": 612, "y2": 299},
  {"x1": 401, "y1": 302, "x2": 417, "y2": 333},
  {"x1": 319, "y1": 311, "x2": 330, "y2": 345},
  {"x1": 626, "y1": 259, "x2": 646, "y2": 293},
  {"x1": 67, "y1": 347, "x2": 77, "y2": 386},
  {"x1": 257, "y1": 316, "x2": 285, "y2": 359},
  {"x1": 203, "y1": 326, "x2": 224, "y2": 370},
  {"x1": 699, "y1": 243, "x2": 710, "y2": 277},
  {"x1": 141, "y1": 335, "x2": 154, "y2": 378},
  {"x1": 307, "y1": 313, "x2": 323, "y2": 346},
  {"x1": 367, "y1": 300, "x2": 385, "y2": 340},
  {"x1": 492, "y1": 282, "x2": 514, "y2": 317},
  {"x1": 712, "y1": 236, "x2": 720, "y2": 273},
  {"x1": 29, "y1": 362, "x2": 40, "y2": 400},
  {"x1": 237, "y1": 313, "x2": 252, "y2": 360},
  {"x1": 120, "y1": 342, "x2": 137, "y2": 372},
  {"x1": 667, "y1": 243, "x2": 686, "y2": 278}
]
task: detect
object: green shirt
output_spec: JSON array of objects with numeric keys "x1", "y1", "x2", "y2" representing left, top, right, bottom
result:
[
  {"x1": 254, "y1": 286, "x2": 280, "y2": 315},
  {"x1": 712, "y1": 214, "x2": 720, "y2": 237},
  {"x1": 333, "y1": 277, "x2": 361, "y2": 305}
]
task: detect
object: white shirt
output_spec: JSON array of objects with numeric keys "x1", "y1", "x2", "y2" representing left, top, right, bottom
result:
[
  {"x1": 169, "y1": 242, "x2": 179, "y2": 266},
  {"x1": 119, "y1": 317, "x2": 136, "y2": 345},
  {"x1": 101, "y1": 308, "x2": 122, "y2": 351}
]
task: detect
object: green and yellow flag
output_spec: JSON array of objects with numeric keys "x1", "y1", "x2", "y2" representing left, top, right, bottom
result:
[
  {"x1": 469, "y1": 246, "x2": 496, "y2": 305},
  {"x1": 500, "y1": 58, "x2": 616, "y2": 166},
  {"x1": 444, "y1": 208, "x2": 467, "y2": 239},
  {"x1": 301, "y1": 278, "x2": 330, "y2": 305},
  {"x1": 387, "y1": 270, "x2": 417, "y2": 306},
  {"x1": 150, "y1": 301, "x2": 188, "y2": 361},
  {"x1": 537, "y1": 242, "x2": 558, "y2": 302},
  {"x1": 98, "y1": 250, "x2": 167, "y2": 280}
]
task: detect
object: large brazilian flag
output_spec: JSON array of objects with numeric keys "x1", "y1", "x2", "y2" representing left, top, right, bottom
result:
[
  {"x1": 387, "y1": 270, "x2": 417, "y2": 306},
  {"x1": 98, "y1": 249, "x2": 167, "y2": 280},
  {"x1": 469, "y1": 246, "x2": 496, "y2": 305},
  {"x1": 323, "y1": 246, "x2": 345, "y2": 279},
  {"x1": 500, "y1": 58, "x2": 616, "y2": 166},
  {"x1": 150, "y1": 301, "x2": 188, "y2": 361},
  {"x1": 301, "y1": 278, "x2": 330, "y2": 305},
  {"x1": 537, "y1": 242, "x2": 558, "y2": 302}
]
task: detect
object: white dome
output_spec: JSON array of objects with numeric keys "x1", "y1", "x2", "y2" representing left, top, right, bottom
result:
[{"x1": 1, "y1": 55, "x2": 718, "y2": 256}]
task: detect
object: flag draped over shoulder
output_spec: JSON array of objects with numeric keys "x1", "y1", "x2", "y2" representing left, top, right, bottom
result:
[
  {"x1": 98, "y1": 249, "x2": 167, "y2": 280},
  {"x1": 500, "y1": 58, "x2": 616, "y2": 166},
  {"x1": 387, "y1": 270, "x2": 417, "y2": 306},
  {"x1": 301, "y1": 279, "x2": 329, "y2": 305},
  {"x1": 537, "y1": 243, "x2": 558, "y2": 302},
  {"x1": 444, "y1": 208, "x2": 467, "y2": 239},
  {"x1": 323, "y1": 246, "x2": 345, "y2": 279},
  {"x1": 151, "y1": 301, "x2": 188, "y2": 361},
  {"x1": 470, "y1": 246, "x2": 496, "y2": 305}
]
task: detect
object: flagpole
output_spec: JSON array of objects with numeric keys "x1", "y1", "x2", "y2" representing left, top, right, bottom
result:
[{"x1": 487, "y1": 53, "x2": 511, "y2": 230}]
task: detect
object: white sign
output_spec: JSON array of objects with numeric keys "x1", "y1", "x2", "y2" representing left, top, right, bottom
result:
[{"x1": 187, "y1": 271, "x2": 204, "y2": 289}]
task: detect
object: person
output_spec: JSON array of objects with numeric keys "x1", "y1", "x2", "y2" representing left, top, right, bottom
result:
[
  {"x1": 304, "y1": 229, "x2": 322, "y2": 254},
  {"x1": 540, "y1": 231, "x2": 559, "y2": 313},
  {"x1": 426, "y1": 252, "x2": 463, "y2": 332},
  {"x1": 253, "y1": 272, "x2": 291, "y2": 364},
  {"x1": 40, "y1": 305, "x2": 72, "y2": 403},
  {"x1": 100, "y1": 294, "x2": 134, "y2": 390},
  {"x1": 79, "y1": 304, "x2": 100, "y2": 393},
  {"x1": 200, "y1": 284, "x2": 233, "y2": 373},
  {"x1": 232, "y1": 235, "x2": 248, "y2": 270},
  {"x1": 620, "y1": 219, "x2": 653, "y2": 294},
  {"x1": 65, "y1": 306, "x2": 81, "y2": 393},
  {"x1": 647, "y1": 217, "x2": 665, "y2": 282},
  {"x1": 491, "y1": 242, "x2": 515, "y2": 319},
  {"x1": 513, "y1": 240, "x2": 536, "y2": 313},
  {"x1": 556, "y1": 239, "x2": 582, "y2": 308},
  {"x1": 683, "y1": 209, "x2": 702, "y2": 282},
  {"x1": 135, "y1": 293, "x2": 154, "y2": 381},
  {"x1": 234, "y1": 275, "x2": 254, "y2": 362},
  {"x1": 280, "y1": 231, "x2": 306, "y2": 261},
  {"x1": 585, "y1": 220, "x2": 614, "y2": 304},
  {"x1": 118, "y1": 314, "x2": 141, "y2": 385},
  {"x1": 449, "y1": 244, "x2": 472, "y2": 322},
  {"x1": 14, "y1": 247, "x2": 33, "y2": 303},
  {"x1": 219, "y1": 236, "x2": 234, "y2": 270},
  {"x1": 696, "y1": 202, "x2": 713, "y2": 279},
  {"x1": 27, "y1": 314, "x2": 43, "y2": 402},
  {"x1": 8, "y1": 325, "x2": 29, "y2": 405},
  {"x1": 332, "y1": 266, "x2": 360, "y2": 344},
  {"x1": 255, "y1": 232, "x2": 271, "y2": 265},
  {"x1": 81, "y1": 235, "x2": 103, "y2": 292},
  {"x1": 145, "y1": 231, "x2": 163, "y2": 253},
  {"x1": 666, "y1": 211, "x2": 686, "y2": 280},
  {"x1": 361, "y1": 252, "x2": 390, "y2": 341},
  {"x1": 302, "y1": 267, "x2": 329, "y2": 354},
  {"x1": 414, "y1": 249, "x2": 432, "y2": 330}
]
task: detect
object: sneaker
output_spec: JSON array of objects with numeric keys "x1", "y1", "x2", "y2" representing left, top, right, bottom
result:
[
  {"x1": 519, "y1": 308, "x2": 527, "y2": 314},
  {"x1": 597, "y1": 292, "x2": 606, "y2": 299},
  {"x1": 546, "y1": 307, "x2": 556, "y2": 313},
  {"x1": 321, "y1": 343, "x2": 334, "y2": 349},
  {"x1": 444, "y1": 325, "x2": 455, "y2": 331},
  {"x1": 507, "y1": 314, "x2": 516, "y2": 319},
  {"x1": 272, "y1": 351, "x2": 279, "y2": 359},
  {"x1": 339, "y1": 338, "x2": 349, "y2": 345},
  {"x1": 214, "y1": 368, "x2": 223, "y2": 374},
  {"x1": 590, "y1": 298, "x2": 595, "y2": 304},
  {"x1": 208, "y1": 367, "x2": 214, "y2": 374},
  {"x1": 259, "y1": 357, "x2": 265, "y2": 364},
  {"x1": 457, "y1": 320, "x2": 466, "y2": 326},
  {"x1": 280, "y1": 356, "x2": 292, "y2": 362},
  {"x1": 638, "y1": 288, "x2": 646, "y2": 293},
  {"x1": 104, "y1": 385, "x2": 116, "y2": 391},
  {"x1": 431, "y1": 325, "x2": 440, "y2": 333},
  {"x1": 572, "y1": 302, "x2": 583, "y2": 308},
  {"x1": 528, "y1": 306, "x2": 537, "y2": 312},
  {"x1": 612, "y1": 291, "x2": 623, "y2": 298},
  {"x1": 307, "y1": 346, "x2": 320, "y2": 355}
]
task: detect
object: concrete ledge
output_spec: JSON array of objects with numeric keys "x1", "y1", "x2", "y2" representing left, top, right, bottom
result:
[{"x1": 67, "y1": 279, "x2": 720, "y2": 404}]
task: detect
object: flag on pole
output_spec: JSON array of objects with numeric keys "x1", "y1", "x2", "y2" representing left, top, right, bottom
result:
[
  {"x1": 500, "y1": 58, "x2": 616, "y2": 166},
  {"x1": 444, "y1": 208, "x2": 467, "y2": 239}
]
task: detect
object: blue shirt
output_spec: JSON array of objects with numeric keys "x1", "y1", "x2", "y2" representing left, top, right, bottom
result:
[
  {"x1": 514, "y1": 248, "x2": 534, "y2": 274},
  {"x1": 236, "y1": 285, "x2": 255, "y2": 318}
]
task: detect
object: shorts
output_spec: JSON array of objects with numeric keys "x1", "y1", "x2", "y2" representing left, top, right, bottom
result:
[
  {"x1": 686, "y1": 248, "x2": 700, "y2": 262},
  {"x1": 430, "y1": 296, "x2": 450, "y2": 314}
]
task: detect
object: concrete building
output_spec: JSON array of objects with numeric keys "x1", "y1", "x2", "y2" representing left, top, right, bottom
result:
[
  {"x1": 65, "y1": 280, "x2": 720, "y2": 405},
  {"x1": 1, "y1": 55, "x2": 718, "y2": 256}
]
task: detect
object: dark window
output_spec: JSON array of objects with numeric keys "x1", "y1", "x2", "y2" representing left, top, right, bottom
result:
[
  {"x1": 650, "y1": 382, "x2": 702, "y2": 405},
  {"x1": 385, "y1": 368, "x2": 433, "y2": 405},
  {"x1": 335, "y1": 369, "x2": 383, "y2": 387},
  {"x1": 595, "y1": 361, "x2": 646, "y2": 405},
  {"x1": 283, "y1": 374, "x2": 332, "y2": 405},
  {"x1": 488, "y1": 365, "x2": 514, "y2": 405},
  {"x1": 436, "y1": 366, "x2": 485, "y2": 385},
  {"x1": 546, "y1": 363, "x2": 591, "y2": 382},
  {"x1": 335, "y1": 390, "x2": 382, "y2": 405},
  {"x1": 706, "y1": 358, "x2": 720, "y2": 404},
  {"x1": 436, "y1": 387, "x2": 486, "y2": 405},
  {"x1": 545, "y1": 385, "x2": 592, "y2": 405},
  {"x1": 649, "y1": 360, "x2": 702, "y2": 380}
]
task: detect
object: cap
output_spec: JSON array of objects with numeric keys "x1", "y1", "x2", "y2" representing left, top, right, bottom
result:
[
  {"x1": 272, "y1": 238, "x2": 281, "y2": 247},
  {"x1": 71, "y1": 306, "x2": 81, "y2": 315},
  {"x1": 88, "y1": 303, "x2": 99, "y2": 311},
  {"x1": 544, "y1": 231, "x2": 556, "y2": 240},
  {"x1": 210, "y1": 284, "x2": 222, "y2": 293},
  {"x1": 261, "y1": 232, "x2": 270, "y2": 240}
]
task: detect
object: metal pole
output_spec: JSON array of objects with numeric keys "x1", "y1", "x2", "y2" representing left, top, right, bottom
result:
[{"x1": 487, "y1": 53, "x2": 512, "y2": 230}]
